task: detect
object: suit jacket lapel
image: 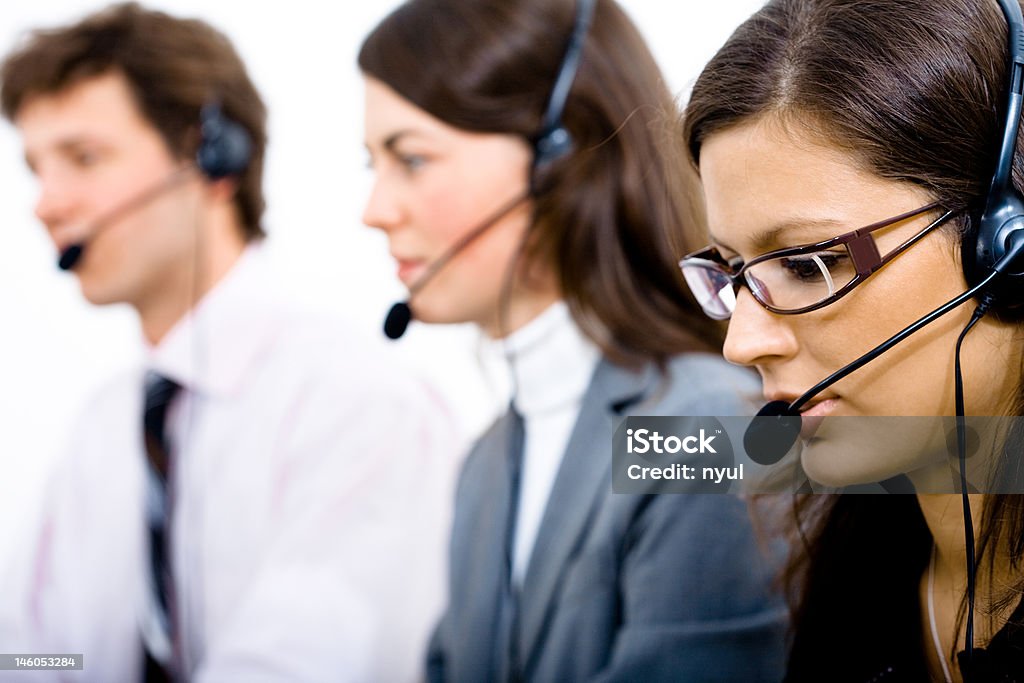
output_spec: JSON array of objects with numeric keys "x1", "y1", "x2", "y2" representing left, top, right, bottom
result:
[
  {"x1": 457, "y1": 409, "x2": 524, "y2": 681},
  {"x1": 516, "y1": 358, "x2": 657, "y2": 672}
]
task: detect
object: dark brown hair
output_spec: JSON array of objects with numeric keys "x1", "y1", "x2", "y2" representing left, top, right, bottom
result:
[
  {"x1": 1, "y1": 2, "x2": 267, "y2": 240},
  {"x1": 359, "y1": 0, "x2": 722, "y2": 366},
  {"x1": 684, "y1": 0, "x2": 1024, "y2": 669}
]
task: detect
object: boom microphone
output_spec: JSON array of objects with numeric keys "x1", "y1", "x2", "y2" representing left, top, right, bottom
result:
[
  {"x1": 56, "y1": 166, "x2": 195, "y2": 271},
  {"x1": 382, "y1": 191, "x2": 531, "y2": 340},
  {"x1": 744, "y1": 232, "x2": 1024, "y2": 465},
  {"x1": 57, "y1": 244, "x2": 84, "y2": 271}
]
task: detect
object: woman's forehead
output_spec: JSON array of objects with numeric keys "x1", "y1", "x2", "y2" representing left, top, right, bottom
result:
[{"x1": 698, "y1": 117, "x2": 931, "y2": 253}]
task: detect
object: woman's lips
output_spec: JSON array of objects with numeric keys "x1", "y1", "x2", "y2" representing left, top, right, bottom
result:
[
  {"x1": 51, "y1": 226, "x2": 89, "y2": 255},
  {"x1": 800, "y1": 398, "x2": 838, "y2": 439}
]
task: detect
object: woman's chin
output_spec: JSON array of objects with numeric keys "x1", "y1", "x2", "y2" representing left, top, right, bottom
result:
[
  {"x1": 800, "y1": 439, "x2": 906, "y2": 488},
  {"x1": 408, "y1": 300, "x2": 474, "y2": 327},
  {"x1": 798, "y1": 415, "x2": 950, "y2": 489}
]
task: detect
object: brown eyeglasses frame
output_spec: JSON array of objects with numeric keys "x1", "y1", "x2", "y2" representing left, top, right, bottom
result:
[{"x1": 680, "y1": 202, "x2": 955, "y2": 315}]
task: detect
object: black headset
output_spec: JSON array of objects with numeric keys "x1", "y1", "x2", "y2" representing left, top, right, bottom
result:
[
  {"x1": 382, "y1": 0, "x2": 598, "y2": 339},
  {"x1": 196, "y1": 102, "x2": 252, "y2": 180},
  {"x1": 55, "y1": 101, "x2": 252, "y2": 272},
  {"x1": 746, "y1": 1, "x2": 1024, "y2": 665},
  {"x1": 528, "y1": 0, "x2": 597, "y2": 186},
  {"x1": 963, "y1": 0, "x2": 1024, "y2": 304}
]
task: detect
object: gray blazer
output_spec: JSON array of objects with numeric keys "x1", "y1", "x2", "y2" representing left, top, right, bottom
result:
[{"x1": 427, "y1": 354, "x2": 788, "y2": 683}]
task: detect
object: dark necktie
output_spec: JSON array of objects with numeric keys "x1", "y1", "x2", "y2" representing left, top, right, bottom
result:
[
  {"x1": 497, "y1": 406, "x2": 526, "y2": 682},
  {"x1": 142, "y1": 372, "x2": 182, "y2": 682},
  {"x1": 145, "y1": 374, "x2": 181, "y2": 477}
]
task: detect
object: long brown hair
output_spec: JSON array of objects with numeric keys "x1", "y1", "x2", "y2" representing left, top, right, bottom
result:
[
  {"x1": 1, "y1": 2, "x2": 268, "y2": 240},
  {"x1": 683, "y1": 0, "x2": 1024, "y2": 667},
  {"x1": 359, "y1": 0, "x2": 721, "y2": 366}
]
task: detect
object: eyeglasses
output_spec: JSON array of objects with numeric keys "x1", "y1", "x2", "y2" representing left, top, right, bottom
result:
[{"x1": 679, "y1": 202, "x2": 955, "y2": 320}]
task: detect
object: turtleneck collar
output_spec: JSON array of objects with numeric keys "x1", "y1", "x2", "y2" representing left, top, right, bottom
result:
[{"x1": 482, "y1": 300, "x2": 601, "y2": 419}]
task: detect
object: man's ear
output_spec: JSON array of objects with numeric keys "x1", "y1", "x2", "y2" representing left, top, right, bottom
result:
[{"x1": 205, "y1": 176, "x2": 240, "y2": 203}]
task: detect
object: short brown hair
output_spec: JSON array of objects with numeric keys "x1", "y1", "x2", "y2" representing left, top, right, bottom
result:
[
  {"x1": 1, "y1": 2, "x2": 267, "y2": 240},
  {"x1": 359, "y1": 0, "x2": 723, "y2": 366}
]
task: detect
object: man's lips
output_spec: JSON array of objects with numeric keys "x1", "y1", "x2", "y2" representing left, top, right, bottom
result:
[{"x1": 394, "y1": 257, "x2": 426, "y2": 285}]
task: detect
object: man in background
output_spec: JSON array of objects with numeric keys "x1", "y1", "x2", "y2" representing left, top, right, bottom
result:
[{"x1": 0, "y1": 3, "x2": 458, "y2": 680}]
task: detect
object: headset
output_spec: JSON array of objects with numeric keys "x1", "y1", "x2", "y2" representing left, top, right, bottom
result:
[
  {"x1": 196, "y1": 102, "x2": 252, "y2": 180},
  {"x1": 383, "y1": 0, "x2": 598, "y2": 339},
  {"x1": 749, "y1": 0, "x2": 1024, "y2": 452},
  {"x1": 743, "y1": 0, "x2": 1024, "y2": 666},
  {"x1": 530, "y1": 0, "x2": 596, "y2": 181},
  {"x1": 57, "y1": 101, "x2": 251, "y2": 271},
  {"x1": 963, "y1": 0, "x2": 1024, "y2": 305}
]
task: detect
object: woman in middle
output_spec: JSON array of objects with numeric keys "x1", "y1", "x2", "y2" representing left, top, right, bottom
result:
[{"x1": 360, "y1": 0, "x2": 788, "y2": 680}]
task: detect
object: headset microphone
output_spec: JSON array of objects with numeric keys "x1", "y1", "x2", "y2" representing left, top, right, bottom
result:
[
  {"x1": 382, "y1": 192, "x2": 532, "y2": 340},
  {"x1": 745, "y1": 230, "x2": 1024, "y2": 465},
  {"x1": 748, "y1": 0, "x2": 1024, "y2": 467},
  {"x1": 57, "y1": 244, "x2": 83, "y2": 271},
  {"x1": 738, "y1": 0, "x2": 1024, "y2": 669},
  {"x1": 56, "y1": 102, "x2": 251, "y2": 272},
  {"x1": 382, "y1": 302, "x2": 413, "y2": 341},
  {"x1": 380, "y1": 0, "x2": 596, "y2": 340},
  {"x1": 57, "y1": 167, "x2": 196, "y2": 271}
]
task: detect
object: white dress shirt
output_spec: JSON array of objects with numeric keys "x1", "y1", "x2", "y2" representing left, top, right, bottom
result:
[
  {"x1": 482, "y1": 301, "x2": 601, "y2": 586},
  {"x1": 3, "y1": 244, "x2": 461, "y2": 682}
]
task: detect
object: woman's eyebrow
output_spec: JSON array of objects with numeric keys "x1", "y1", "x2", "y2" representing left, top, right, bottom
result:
[
  {"x1": 713, "y1": 216, "x2": 847, "y2": 256},
  {"x1": 364, "y1": 128, "x2": 431, "y2": 153}
]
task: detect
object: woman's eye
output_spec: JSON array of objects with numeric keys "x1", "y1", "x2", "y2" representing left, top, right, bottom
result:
[
  {"x1": 72, "y1": 150, "x2": 101, "y2": 168},
  {"x1": 780, "y1": 252, "x2": 848, "y2": 282},
  {"x1": 399, "y1": 154, "x2": 427, "y2": 172}
]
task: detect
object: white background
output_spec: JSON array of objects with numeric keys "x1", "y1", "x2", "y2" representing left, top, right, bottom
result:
[{"x1": 0, "y1": 1, "x2": 764, "y2": 572}]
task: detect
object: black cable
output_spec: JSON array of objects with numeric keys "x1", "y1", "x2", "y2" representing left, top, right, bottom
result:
[
  {"x1": 788, "y1": 266, "x2": 1001, "y2": 414},
  {"x1": 953, "y1": 291, "x2": 996, "y2": 666}
]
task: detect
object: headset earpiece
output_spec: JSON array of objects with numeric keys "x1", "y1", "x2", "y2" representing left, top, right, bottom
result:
[
  {"x1": 528, "y1": 0, "x2": 596, "y2": 191},
  {"x1": 964, "y1": 195, "x2": 1024, "y2": 305},
  {"x1": 529, "y1": 125, "x2": 574, "y2": 195},
  {"x1": 196, "y1": 102, "x2": 252, "y2": 180},
  {"x1": 962, "y1": 0, "x2": 1024, "y2": 308},
  {"x1": 533, "y1": 125, "x2": 574, "y2": 170}
]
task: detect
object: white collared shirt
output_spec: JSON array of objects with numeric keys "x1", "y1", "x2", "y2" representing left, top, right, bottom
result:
[
  {"x1": 4, "y1": 244, "x2": 462, "y2": 682},
  {"x1": 482, "y1": 301, "x2": 601, "y2": 586}
]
